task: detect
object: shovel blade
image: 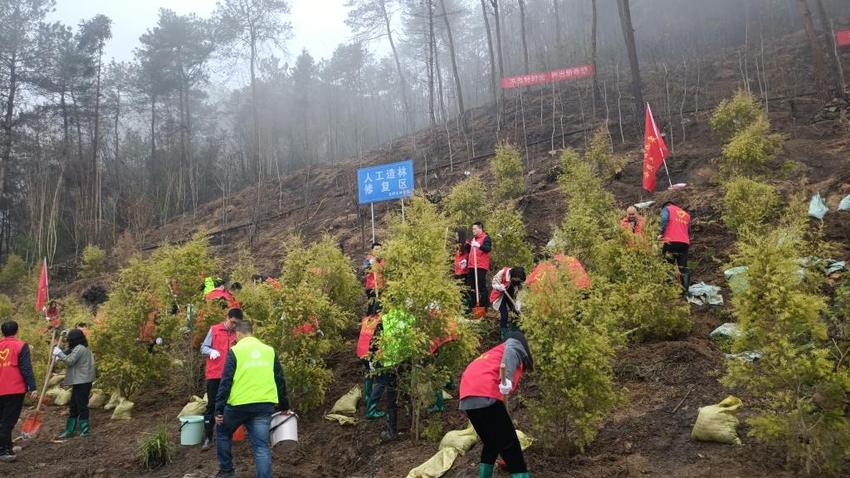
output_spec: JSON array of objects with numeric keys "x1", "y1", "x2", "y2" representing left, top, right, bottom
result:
[
  {"x1": 471, "y1": 307, "x2": 487, "y2": 319},
  {"x1": 21, "y1": 414, "x2": 43, "y2": 439}
]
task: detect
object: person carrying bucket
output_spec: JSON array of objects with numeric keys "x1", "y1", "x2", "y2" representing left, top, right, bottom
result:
[
  {"x1": 214, "y1": 320, "x2": 290, "y2": 478},
  {"x1": 489, "y1": 267, "x2": 526, "y2": 341},
  {"x1": 0, "y1": 321, "x2": 37, "y2": 463},
  {"x1": 459, "y1": 331, "x2": 534, "y2": 478},
  {"x1": 200, "y1": 308, "x2": 241, "y2": 451},
  {"x1": 467, "y1": 222, "x2": 492, "y2": 317},
  {"x1": 52, "y1": 328, "x2": 96, "y2": 438}
]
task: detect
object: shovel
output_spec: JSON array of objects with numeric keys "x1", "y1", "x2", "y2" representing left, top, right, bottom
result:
[
  {"x1": 22, "y1": 331, "x2": 59, "y2": 439},
  {"x1": 471, "y1": 240, "x2": 487, "y2": 319}
]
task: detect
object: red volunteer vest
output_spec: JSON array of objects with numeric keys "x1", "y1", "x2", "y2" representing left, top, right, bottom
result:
[
  {"x1": 356, "y1": 315, "x2": 382, "y2": 359},
  {"x1": 662, "y1": 205, "x2": 691, "y2": 245},
  {"x1": 453, "y1": 252, "x2": 468, "y2": 276},
  {"x1": 292, "y1": 316, "x2": 320, "y2": 336},
  {"x1": 468, "y1": 233, "x2": 491, "y2": 271},
  {"x1": 205, "y1": 289, "x2": 241, "y2": 309},
  {"x1": 459, "y1": 343, "x2": 523, "y2": 401},
  {"x1": 364, "y1": 256, "x2": 385, "y2": 290},
  {"x1": 205, "y1": 322, "x2": 236, "y2": 380},
  {"x1": 0, "y1": 337, "x2": 26, "y2": 396},
  {"x1": 488, "y1": 267, "x2": 511, "y2": 304}
]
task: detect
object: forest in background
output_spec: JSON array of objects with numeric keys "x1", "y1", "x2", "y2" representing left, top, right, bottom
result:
[{"x1": 0, "y1": 0, "x2": 848, "y2": 264}]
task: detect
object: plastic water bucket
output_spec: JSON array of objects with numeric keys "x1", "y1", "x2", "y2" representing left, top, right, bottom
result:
[
  {"x1": 233, "y1": 424, "x2": 246, "y2": 442},
  {"x1": 270, "y1": 412, "x2": 298, "y2": 447},
  {"x1": 178, "y1": 415, "x2": 204, "y2": 446}
]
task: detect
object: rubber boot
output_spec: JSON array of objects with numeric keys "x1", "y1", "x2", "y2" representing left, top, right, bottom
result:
[
  {"x1": 79, "y1": 419, "x2": 90, "y2": 437},
  {"x1": 366, "y1": 400, "x2": 386, "y2": 419},
  {"x1": 427, "y1": 390, "x2": 445, "y2": 414},
  {"x1": 510, "y1": 473, "x2": 531, "y2": 478},
  {"x1": 380, "y1": 408, "x2": 398, "y2": 441},
  {"x1": 681, "y1": 271, "x2": 691, "y2": 297},
  {"x1": 58, "y1": 417, "x2": 77, "y2": 439},
  {"x1": 479, "y1": 463, "x2": 495, "y2": 478},
  {"x1": 202, "y1": 421, "x2": 214, "y2": 451},
  {"x1": 500, "y1": 327, "x2": 509, "y2": 341},
  {"x1": 363, "y1": 378, "x2": 374, "y2": 411}
]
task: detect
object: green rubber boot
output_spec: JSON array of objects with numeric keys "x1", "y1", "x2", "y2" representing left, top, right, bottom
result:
[
  {"x1": 510, "y1": 473, "x2": 530, "y2": 478},
  {"x1": 58, "y1": 417, "x2": 77, "y2": 439},
  {"x1": 427, "y1": 390, "x2": 445, "y2": 414},
  {"x1": 366, "y1": 401, "x2": 386, "y2": 419},
  {"x1": 363, "y1": 378, "x2": 374, "y2": 410},
  {"x1": 500, "y1": 327, "x2": 509, "y2": 341},
  {"x1": 78, "y1": 419, "x2": 90, "y2": 437},
  {"x1": 479, "y1": 463, "x2": 495, "y2": 478}
]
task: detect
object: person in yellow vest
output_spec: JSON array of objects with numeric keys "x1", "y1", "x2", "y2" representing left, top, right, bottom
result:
[{"x1": 214, "y1": 320, "x2": 290, "y2": 478}]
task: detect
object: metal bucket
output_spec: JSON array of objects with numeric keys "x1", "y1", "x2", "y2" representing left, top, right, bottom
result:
[{"x1": 270, "y1": 412, "x2": 297, "y2": 447}]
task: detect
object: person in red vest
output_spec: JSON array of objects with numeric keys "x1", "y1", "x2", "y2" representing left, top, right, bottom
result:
[
  {"x1": 658, "y1": 201, "x2": 692, "y2": 295},
  {"x1": 453, "y1": 228, "x2": 471, "y2": 310},
  {"x1": 527, "y1": 255, "x2": 591, "y2": 291},
  {"x1": 620, "y1": 206, "x2": 647, "y2": 248},
  {"x1": 205, "y1": 278, "x2": 241, "y2": 310},
  {"x1": 489, "y1": 267, "x2": 527, "y2": 341},
  {"x1": 199, "y1": 308, "x2": 242, "y2": 451},
  {"x1": 363, "y1": 242, "x2": 385, "y2": 317},
  {"x1": 0, "y1": 321, "x2": 38, "y2": 463},
  {"x1": 467, "y1": 222, "x2": 493, "y2": 309},
  {"x1": 459, "y1": 331, "x2": 534, "y2": 478}
]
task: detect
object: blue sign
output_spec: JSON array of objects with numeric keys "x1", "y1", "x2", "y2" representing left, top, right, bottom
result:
[{"x1": 357, "y1": 159, "x2": 414, "y2": 205}]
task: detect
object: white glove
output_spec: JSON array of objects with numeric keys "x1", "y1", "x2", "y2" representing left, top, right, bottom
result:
[
  {"x1": 499, "y1": 379, "x2": 513, "y2": 396},
  {"x1": 471, "y1": 240, "x2": 481, "y2": 248},
  {"x1": 494, "y1": 284, "x2": 506, "y2": 292},
  {"x1": 459, "y1": 259, "x2": 467, "y2": 269},
  {"x1": 514, "y1": 300, "x2": 523, "y2": 313},
  {"x1": 209, "y1": 349, "x2": 221, "y2": 360},
  {"x1": 52, "y1": 346, "x2": 63, "y2": 357}
]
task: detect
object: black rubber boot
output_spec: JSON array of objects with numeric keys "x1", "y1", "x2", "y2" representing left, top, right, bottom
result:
[{"x1": 380, "y1": 408, "x2": 398, "y2": 442}]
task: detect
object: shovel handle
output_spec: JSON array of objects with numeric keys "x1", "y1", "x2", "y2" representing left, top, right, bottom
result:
[{"x1": 34, "y1": 329, "x2": 59, "y2": 414}]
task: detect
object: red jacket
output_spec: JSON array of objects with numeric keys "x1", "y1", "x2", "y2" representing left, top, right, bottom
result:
[
  {"x1": 459, "y1": 342, "x2": 522, "y2": 401},
  {"x1": 205, "y1": 289, "x2": 241, "y2": 309},
  {"x1": 489, "y1": 267, "x2": 511, "y2": 305},
  {"x1": 468, "y1": 233, "x2": 491, "y2": 271},
  {"x1": 453, "y1": 251, "x2": 468, "y2": 276},
  {"x1": 662, "y1": 205, "x2": 691, "y2": 245},
  {"x1": 364, "y1": 256, "x2": 385, "y2": 290},
  {"x1": 356, "y1": 315, "x2": 382, "y2": 359},
  {"x1": 0, "y1": 337, "x2": 26, "y2": 396},
  {"x1": 527, "y1": 255, "x2": 591, "y2": 290},
  {"x1": 204, "y1": 322, "x2": 237, "y2": 380}
]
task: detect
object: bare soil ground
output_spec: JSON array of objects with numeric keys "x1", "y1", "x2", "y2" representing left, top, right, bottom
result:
[{"x1": 20, "y1": 45, "x2": 850, "y2": 478}]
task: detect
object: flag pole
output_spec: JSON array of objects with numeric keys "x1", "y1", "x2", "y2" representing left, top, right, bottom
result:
[{"x1": 662, "y1": 159, "x2": 674, "y2": 189}]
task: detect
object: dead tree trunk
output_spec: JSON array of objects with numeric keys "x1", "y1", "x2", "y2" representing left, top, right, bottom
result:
[
  {"x1": 427, "y1": 0, "x2": 437, "y2": 126},
  {"x1": 518, "y1": 0, "x2": 530, "y2": 74},
  {"x1": 481, "y1": 0, "x2": 498, "y2": 108},
  {"x1": 616, "y1": 0, "x2": 645, "y2": 131},
  {"x1": 591, "y1": 0, "x2": 602, "y2": 113},
  {"x1": 439, "y1": 0, "x2": 466, "y2": 129},
  {"x1": 812, "y1": 0, "x2": 846, "y2": 99},
  {"x1": 381, "y1": 0, "x2": 413, "y2": 132},
  {"x1": 797, "y1": 0, "x2": 831, "y2": 100}
]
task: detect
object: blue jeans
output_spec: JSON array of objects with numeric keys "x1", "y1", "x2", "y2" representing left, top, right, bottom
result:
[{"x1": 216, "y1": 404, "x2": 273, "y2": 478}]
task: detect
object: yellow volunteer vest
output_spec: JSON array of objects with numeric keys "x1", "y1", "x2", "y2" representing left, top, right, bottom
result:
[{"x1": 227, "y1": 336, "x2": 279, "y2": 406}]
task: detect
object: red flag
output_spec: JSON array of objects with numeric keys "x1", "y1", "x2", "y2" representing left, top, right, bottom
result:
[
  {"x1": 642, "y1": 104, "x2": 669, "y2": 192},
  {"x1": 35, "y1": 258, "x2": 48, "y2": 312}
]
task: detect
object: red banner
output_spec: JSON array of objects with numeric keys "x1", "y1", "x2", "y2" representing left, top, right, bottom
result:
[
  {"x1": 500, "y1": 64, "x2": 595, "y2": 89},
  {"x1": 837, "y1": 29, "x2": 850, "y2": 47},
  {"x1": 642, "y1": 104, "x2": 669, "y2": 193},
  {"x1": 35, "y1": 258, "x2": 48, "y2": 312}
]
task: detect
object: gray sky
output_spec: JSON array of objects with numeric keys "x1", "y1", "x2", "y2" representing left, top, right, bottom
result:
[{"x1": 49, "y1": 0, "x2": 350, "y2": 64}]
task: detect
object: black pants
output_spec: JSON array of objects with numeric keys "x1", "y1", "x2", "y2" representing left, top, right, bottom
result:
[
  {"x1": 205, "y1": 378, "x2": 221, "y2": 439},
  {"x1": 498, "y1": 297, "x2": 517, "y2": 329},
  {"x1": 0, "y1": 393, "x2": 24, "y2": 453},
  {"x1": 365, "y1": 289, "x2": 382, "y2": 316},
  {"x1": 662, "y1": 242, "x2": 689, "y2": 274},
  {"x1": 69, "y1": 383, "x2": 92, "y2": 420},
  {"x1": 468, "y1": 268, "x2": 490, "y2": 307},
  {"x1": 466, "y1": 401, "x2": 527, "y2": 473}
]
